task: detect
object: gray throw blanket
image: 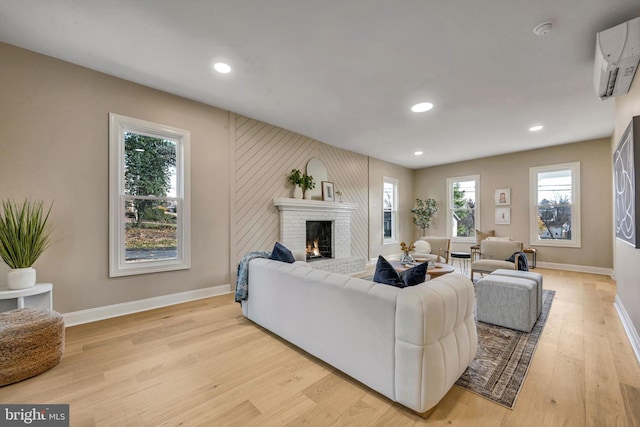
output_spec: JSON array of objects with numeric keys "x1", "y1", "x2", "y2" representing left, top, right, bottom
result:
[
  {"x1": 506, "y1": 251, "x2": 529, "y2": 271},
  {"x1": 235, "y1": 251, "x2": 270, "y2": 303}
]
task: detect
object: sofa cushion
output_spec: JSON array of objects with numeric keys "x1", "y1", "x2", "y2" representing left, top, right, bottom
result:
[
  {"x1": 373, "y1": 256, "x2": 405, "y2": 288},
  {"x1": 399, "y1": 262, "x2": 428, "y2": 287},
  {"x1": 373, "y1": 256, "x2": 427, "y2": 288},
  {"x1": 269, "y1": 242, "x2": 296, "y2": 263}
]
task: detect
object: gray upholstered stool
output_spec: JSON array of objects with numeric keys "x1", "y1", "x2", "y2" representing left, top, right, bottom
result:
[
  {"x1": 476, "y1": 275, "x2": 537, "y2": 332},
  {"x1": 0, "y1": 308, "x2": 65, "y2": 386},
  {"x1": 490, "y1": 269, "x2": 543, "y2": 316}
]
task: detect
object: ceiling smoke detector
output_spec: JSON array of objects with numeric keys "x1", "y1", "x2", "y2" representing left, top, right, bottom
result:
[{"x1": 533, "y1": 21, "x2": 553, "y2": 36}]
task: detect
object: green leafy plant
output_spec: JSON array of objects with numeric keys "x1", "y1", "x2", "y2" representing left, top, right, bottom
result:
[
  {"x1": 287, "y1": 169, "x2": 303, "y2": 186},
  {"x1": 301, "y1": 174, "x2": 315, "y2": 191},
  {"x1": 411, "y1": 198, "x2": 438, "y2": 236},
  {"x1": 0, "y1": 199, "x2": 54, "y2": 269}
]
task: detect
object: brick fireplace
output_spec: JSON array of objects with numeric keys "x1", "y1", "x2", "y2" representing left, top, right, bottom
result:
[{"x1": 273, "y1": 198, "x2": 365, "y2": 274}]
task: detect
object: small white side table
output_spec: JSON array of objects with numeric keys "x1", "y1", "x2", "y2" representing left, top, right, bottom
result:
[{"x1": 0, "y1": 283, "x2": 53, "y2": 313}]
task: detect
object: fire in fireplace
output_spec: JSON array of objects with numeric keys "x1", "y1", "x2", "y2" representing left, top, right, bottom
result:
[{"x1": 306, "y1": 220, "x2": 332, "y2": 260}]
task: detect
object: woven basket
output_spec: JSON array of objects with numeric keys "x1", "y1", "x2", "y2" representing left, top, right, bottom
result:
[{"x1": 0, "y1": 308, "x2": 65, "y2": 386}]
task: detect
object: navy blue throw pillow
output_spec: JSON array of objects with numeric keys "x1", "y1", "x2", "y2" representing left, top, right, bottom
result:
[
  {"x1": 373, "y1": 256, "x2": 406, "y2": 288},
  {"x1": 269, "y1": 242, "x2": 296, "y2": 263},
  {"x1": 399, "y1": 261, "x2": 428, "y2": 287}
]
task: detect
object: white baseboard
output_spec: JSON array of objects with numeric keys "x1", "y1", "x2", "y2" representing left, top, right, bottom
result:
[
  {"x1": 62, "y1": 284, "x2": 232, "y2": 327},
  {"x1": 535, "y1": 261, "x2": 613, "y2": 277},
  {"x1": 614, "y1": 295, "x2": 640, "y2": 366}
]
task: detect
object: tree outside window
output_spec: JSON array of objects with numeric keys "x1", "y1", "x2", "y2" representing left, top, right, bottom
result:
[
  {"x1": 530, "y1": 163, "x2": 580, "y2": 248},
  {"x1": 447, "y1": 175, "x2": 479, "y2": 241},
  {"x1": 124, "y1": 133, "x2": 177, "y2": 261}
]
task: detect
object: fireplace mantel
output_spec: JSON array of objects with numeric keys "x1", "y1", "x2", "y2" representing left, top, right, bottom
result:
[
  {"x1": 273, "y1": 198, "x2": 358, "y2": 212},
  {"x1": 272, "y1": 197, "x2": 363, "y2": 274}
]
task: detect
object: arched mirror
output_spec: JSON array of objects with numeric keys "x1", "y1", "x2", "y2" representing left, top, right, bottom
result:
[{"x1": 306, "y1": 158, "x2": 328, "y2": 200}]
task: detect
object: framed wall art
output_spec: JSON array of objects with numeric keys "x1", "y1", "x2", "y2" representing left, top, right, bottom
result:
[
  {"x1": 495, "y1": 207, "x2": 511, "y2": 225},
  {"x1": 495, "y1": 188, "x2": 511, "y2": 206},
  {"x1": 614, "y1": 115, "x2": 640, "y2": 248}
]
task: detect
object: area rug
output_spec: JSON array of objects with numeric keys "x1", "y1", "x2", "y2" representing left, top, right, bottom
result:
[{"x1": 455, "y1": 289, "x2": 555, "y2": 409}]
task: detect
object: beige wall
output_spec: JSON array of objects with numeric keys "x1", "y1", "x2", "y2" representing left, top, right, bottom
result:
[
  {"x1": 368, "y1": 158, "x2": 415, "y2": 260},
  {"x1": 0, "y1": 42, "x2": 231, "y2": 313},
  {"x1": 613, "y1": 73, "x2": 640, "y2": 337},
  {"x1": 414, "y1": 138, "x2": 613, "y2": 269}
]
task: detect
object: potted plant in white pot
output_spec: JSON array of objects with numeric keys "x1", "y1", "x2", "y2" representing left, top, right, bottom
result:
[
  {"x1": 0, "y1": 199, "x2": 54, "y2": 289},
  {"x1": 301, "y1": 173, "x2": 315, "y2": 199},
  {"x1": 287, "y1": 169, "x2": 304, "y2": 199}
]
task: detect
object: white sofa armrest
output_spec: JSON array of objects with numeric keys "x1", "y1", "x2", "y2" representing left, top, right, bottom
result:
[{"x1": 394, "y1": 273, "x2": 477, "y2": 412}]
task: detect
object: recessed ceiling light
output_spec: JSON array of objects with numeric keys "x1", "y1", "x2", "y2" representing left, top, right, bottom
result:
[
  {"x1": 213, "y1": 62, "x2": 231, "y2": 74},
  {"x1": 411, "y1": 102, "x2": 433, "y2": 113},
  {"x1": 529, "y1": 125, "x2": 544, "y2": 132},
  {"x1": 414, "y1": 151, "x2": 423, "y2": 156}
]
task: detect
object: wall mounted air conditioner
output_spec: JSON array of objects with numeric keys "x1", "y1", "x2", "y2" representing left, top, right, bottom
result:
[{"x1": 594, "y1": 17, "x2": 640, "y2": 99}]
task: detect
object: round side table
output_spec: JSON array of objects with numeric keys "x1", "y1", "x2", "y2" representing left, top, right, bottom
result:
[
  {"x1": 0, "y1": 283, "x2": 53, "y2": 313},
  {"x1": 450, "y1": 252, "x2": 471, "y2": 275}
]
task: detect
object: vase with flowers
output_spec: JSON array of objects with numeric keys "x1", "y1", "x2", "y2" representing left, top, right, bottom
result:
[{"x1": 399, "y1": 241, "x2": 415, "y2": 265}]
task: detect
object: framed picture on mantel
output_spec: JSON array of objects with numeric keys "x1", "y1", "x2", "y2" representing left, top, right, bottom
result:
[{"x1": 322, "y1": 181, "x2": 334, "y2": 202}]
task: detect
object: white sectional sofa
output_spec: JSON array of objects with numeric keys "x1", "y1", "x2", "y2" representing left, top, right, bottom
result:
[{"x1": 241, "y1": 258, "x2": 477, "y2": 416}]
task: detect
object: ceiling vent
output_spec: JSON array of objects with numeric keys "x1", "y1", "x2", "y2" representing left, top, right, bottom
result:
[{"x1": 594, "y1": 17, "x2": 640, "y2": 99}]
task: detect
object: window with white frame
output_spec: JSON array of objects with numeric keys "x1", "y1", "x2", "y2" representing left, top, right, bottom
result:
[
  {"x1": 109, "y1": 113, "x2": 191, "y2": 277},
  {"x1": 530, "y1": 162, "x2": 581, "y2": 248},
  {"x1": 383, "y1": 177, "x2": 398, "y2": 243},
  {"x1": 446, "y1": 175, "x2": 479, "y2": 242}
]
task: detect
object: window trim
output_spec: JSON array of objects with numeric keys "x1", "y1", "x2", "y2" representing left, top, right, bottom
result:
[
  {"x1": 109, "y1": 113, "x2": 191, "y2": 277},
  {"x1": 529, "y1": 162, "x2": 581, "y2": 248},
  {"x1": 382, "y1": 176, "x2": 398, "y2": 244},
  {"x1": 446, "y1": 174, "x2": 480, "y2": 243}
]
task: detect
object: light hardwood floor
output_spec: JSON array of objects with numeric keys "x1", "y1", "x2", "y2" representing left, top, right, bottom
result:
[{"x1": 1, "y1": 268, "x2": 639, "y2": 426}]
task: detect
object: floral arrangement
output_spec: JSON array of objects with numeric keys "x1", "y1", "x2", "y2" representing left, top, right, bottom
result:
[{"x1": 400, "y1": 241, "x2": 415, "y2": 255}]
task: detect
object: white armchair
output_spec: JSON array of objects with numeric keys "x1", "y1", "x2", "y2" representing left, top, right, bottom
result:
[
  {"x1": 412, "y1": 237, "x2": 450, "y2": 264},
  {"x1": 470, "y1": 240, "x2": 523, "y2": 280}
]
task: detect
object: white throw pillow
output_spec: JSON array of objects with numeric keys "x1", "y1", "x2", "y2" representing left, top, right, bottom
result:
[{"x1": 413, "y1": 240, "x2": 431, "y2": 254}]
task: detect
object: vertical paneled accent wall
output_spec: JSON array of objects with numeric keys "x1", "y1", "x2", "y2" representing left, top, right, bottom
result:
[{"x1": 231, "y1": 114, "x2": 369, "y2": 277}]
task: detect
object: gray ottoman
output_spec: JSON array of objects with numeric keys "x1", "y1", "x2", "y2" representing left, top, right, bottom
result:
[
  {"x1": 491, "y1": 269, "x2": 543, "y2": 317},
  {"x1": 476, "y1": 275, "x2": 538, "y2": 332}
]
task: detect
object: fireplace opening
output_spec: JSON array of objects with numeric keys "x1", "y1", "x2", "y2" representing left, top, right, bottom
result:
[{"x1": 306, "y1": 221, "x2": 332, "y2": 261}]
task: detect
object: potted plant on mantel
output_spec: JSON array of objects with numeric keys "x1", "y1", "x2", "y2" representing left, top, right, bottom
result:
[
  {"x1": 0, "y1": 199, "x2": 54, "y2": 289},
  {"x1": 301, "y1": 174, "x2": 315, "y2": 200},
  {"x1": 411, "y1": 198, "x2": 437, "y2": 237},
  {"x1": 287, "y1": 169, "x2": 304, "y2": 199}
]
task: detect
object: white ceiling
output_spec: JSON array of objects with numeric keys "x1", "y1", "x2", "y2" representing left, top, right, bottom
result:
[{"x1": 1, "y1": 1, "x2": 638, "y2": 168}]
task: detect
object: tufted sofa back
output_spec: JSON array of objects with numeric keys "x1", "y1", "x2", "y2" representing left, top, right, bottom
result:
[{"x1": 242, "y1": 258, "x2": 477, "y2": 414}]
